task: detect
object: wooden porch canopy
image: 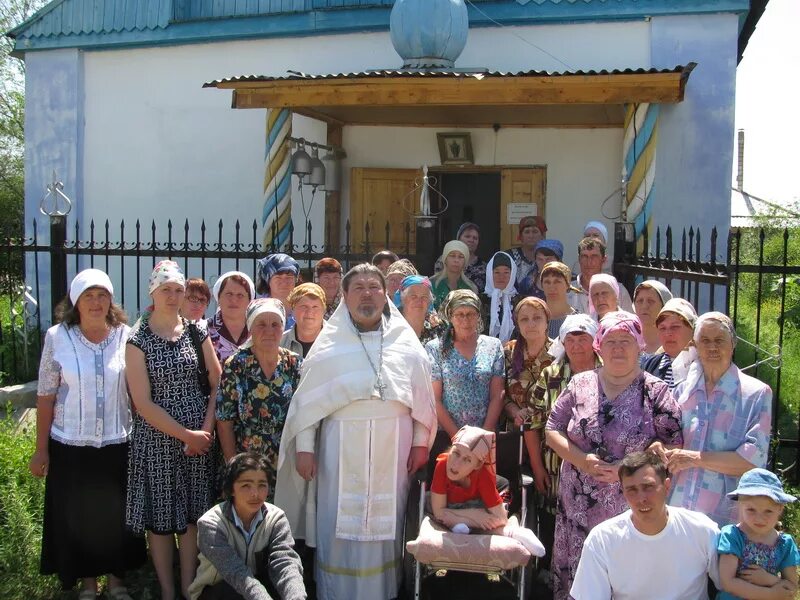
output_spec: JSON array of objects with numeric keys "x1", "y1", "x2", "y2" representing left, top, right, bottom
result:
[{"x1": 203, "y1": 64, "x2": 695, "y2": 128}]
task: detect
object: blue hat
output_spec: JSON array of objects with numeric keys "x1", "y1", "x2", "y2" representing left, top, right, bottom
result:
[{"x1": 727, "y1": 468, "x2": 797, "y2": 504}]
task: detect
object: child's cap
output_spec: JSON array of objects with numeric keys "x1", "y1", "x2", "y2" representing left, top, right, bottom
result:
[{"x1": 726, "y1": 468, "x2": 797, "y2": 504}]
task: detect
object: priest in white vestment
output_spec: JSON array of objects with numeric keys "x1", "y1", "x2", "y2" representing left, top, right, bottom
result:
[{"x1": 275, "y1": 263, "x2": 437, "y2": 600}]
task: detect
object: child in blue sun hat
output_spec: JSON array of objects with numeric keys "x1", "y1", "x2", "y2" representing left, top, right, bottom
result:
[{"x1": 717, "y1": 468, "x2": 800, "y2": 599}]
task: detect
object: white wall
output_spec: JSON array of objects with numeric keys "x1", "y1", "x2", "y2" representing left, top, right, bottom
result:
[{"x1": 79, "y1": 19, "x2": 649, "y2": 244}]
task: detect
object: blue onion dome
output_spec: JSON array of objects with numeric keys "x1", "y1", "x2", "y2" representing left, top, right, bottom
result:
[{"x1": 390, "y1": 0, "x2": 469, "y2": 69}]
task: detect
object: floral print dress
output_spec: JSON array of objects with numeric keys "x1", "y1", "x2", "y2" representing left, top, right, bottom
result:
[
  {"x1": 216, "y1": 346, "x2": 302, "y2": 498},
  {"x1": 425, "y1": 335, "x2": 504, "y2": 429},
  {"x1": 544, "y1": 370, "x2": 683, "y2": 600}
]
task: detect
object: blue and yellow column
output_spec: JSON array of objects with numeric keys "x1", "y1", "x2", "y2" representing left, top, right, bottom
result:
[
  {"x1": 622, "y1": 103, "x2": 659, "y2": 251},
  {"x1": 262, "y1": 108, "x2": 293, "y2": 248}
]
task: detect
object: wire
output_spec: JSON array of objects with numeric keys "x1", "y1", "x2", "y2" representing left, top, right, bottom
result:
[{"x1": 465, "y1": 0, "x2": 575, "y2": 71}]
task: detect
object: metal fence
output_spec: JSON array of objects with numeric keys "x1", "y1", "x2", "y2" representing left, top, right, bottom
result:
[
  {"x1": 0, "y1": 215, "x2": 419, "y2": 384},
  {"x1": 614, "y1": 224, "x2": 800, "y2": 478}
]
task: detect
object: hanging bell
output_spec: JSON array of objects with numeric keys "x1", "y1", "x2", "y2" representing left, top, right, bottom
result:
[
  {"x1": 308, "y1": 146, "x2": 326, "y2": 188},
  {"x1": 291, "y1": 141, "x2": 312, "y2": 177},
  {"x1": 322, "y1": 149, "x2": 341, "y2": 192}
]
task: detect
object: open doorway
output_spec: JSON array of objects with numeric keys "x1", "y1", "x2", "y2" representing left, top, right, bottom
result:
[{"x1": 432, "y1": 171, "x2": 502, "y2": 261}]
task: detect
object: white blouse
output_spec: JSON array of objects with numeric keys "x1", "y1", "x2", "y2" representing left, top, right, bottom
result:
[{"x1": 37, "y1": 323, "x2": 132, "y2": 447}]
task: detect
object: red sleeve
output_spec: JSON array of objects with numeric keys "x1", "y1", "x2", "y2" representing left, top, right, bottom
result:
[
  {"x1": 430, "y1": 456, "x2": 449, "y2": 495},
  {"x1": 476, "y1": 466, "x2": 503, "y2": 508}
]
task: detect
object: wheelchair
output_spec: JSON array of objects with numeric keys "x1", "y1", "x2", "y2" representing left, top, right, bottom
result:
[{"x1": 402, "y1": 428, "x2": 537, "y2": 600}]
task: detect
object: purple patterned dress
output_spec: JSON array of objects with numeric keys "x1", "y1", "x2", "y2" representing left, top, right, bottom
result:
[{"x1": 545, "y1": 370, "x2": 683, "y2": 600}]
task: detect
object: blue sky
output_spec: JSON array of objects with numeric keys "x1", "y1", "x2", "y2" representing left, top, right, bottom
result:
[{"x1": 735, "y1": 0, "x2": 799, "y2": 204}]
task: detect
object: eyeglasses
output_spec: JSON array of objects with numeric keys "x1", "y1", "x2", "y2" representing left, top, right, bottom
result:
[{"x1": 186, "y1": 296, "x2": 209, "y2": 305}]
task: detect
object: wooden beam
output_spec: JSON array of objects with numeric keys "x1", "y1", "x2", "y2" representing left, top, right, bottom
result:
[
  {"x1": 325, "y1": 124, "x2": 343, "y2": 251},
  {"x1": 225, "y1": 72, "x2": 689, "y2": 109}
]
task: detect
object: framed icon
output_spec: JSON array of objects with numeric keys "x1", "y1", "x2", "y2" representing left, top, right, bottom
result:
[{"x1": 437, "y1": 132, "x2": 474, "y2": 165}]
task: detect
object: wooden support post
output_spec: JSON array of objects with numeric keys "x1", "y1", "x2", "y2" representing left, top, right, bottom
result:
[{"x1": 326, "y1": 124, "x2": 342, "y2": 252}]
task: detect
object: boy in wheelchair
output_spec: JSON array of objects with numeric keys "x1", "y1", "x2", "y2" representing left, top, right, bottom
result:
[{"x1": 428, "y1": 425, "x2": 545, "y2": 557}]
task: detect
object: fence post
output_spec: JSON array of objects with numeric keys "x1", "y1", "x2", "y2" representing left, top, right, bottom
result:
[
  {"x1": 415, "y1": 217, "x2": 437, "y2": 276},
  {"x1": 612, "y1": 222, "x2": 636, "y2": 294},
  {"x1": 49, "y1": 215, "x2": 68, "y2": 322}
]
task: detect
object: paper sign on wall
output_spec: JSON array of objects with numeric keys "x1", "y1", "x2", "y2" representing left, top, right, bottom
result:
[{"x1": 507, "y1": 203, "x2": 538, "y2": 224}]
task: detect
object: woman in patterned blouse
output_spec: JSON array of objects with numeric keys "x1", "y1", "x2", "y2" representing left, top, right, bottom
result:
[
  {"x1": 207, "y1": 271, "x2": 255, "y2": 364},
  {"x1": 216, "y1": 298, "x2": 302, "y2": 499}
]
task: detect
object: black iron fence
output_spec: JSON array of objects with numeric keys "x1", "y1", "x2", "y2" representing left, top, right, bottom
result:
[
  {"x1": 0, "y1": 216, "x2": 421, "y2": 385},
  {"x1": 614, "y1": 223, "x2": 800, "y2": 478}
]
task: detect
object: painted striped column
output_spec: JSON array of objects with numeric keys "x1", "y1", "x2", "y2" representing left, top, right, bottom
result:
[
  {"x1": 622, "y1": 103, "x2": 659, "y2": 250},
  {"x1": 262, "y1": 108, "x2": 293, "y2": 248}
]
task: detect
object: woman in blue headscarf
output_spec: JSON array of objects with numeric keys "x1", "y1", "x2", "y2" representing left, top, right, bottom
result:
[
  {"x1": 519, "y1": 239, "x2": 565, "y2": 299},
  {"x1": 395, "y1": 275, "x2": 444, "y2": 345},
  {"x1": 256, "y1": 253, "x2": 300, "y2": 329}
]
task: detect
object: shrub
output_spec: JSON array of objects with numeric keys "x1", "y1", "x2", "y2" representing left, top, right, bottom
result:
[{"x1": 0, "y1": 408, "x2": 60, "y2": 599}]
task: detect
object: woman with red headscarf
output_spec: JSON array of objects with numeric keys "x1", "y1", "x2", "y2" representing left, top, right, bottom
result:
[{"x1": 544, "y1": 311, "x2": 683, "y2": 599}]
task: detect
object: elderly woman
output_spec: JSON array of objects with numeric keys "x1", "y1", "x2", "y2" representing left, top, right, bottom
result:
[
  {"x1": 545, "y1": 311, "x2": 683, "y2": 599},
  {"x1": 539, "y1": 261, "x2": 578, "y2": 338},
  {"x1": 588, "y1": 273, "x2": 621, "y2": 320},
  {"x1": 643, "y1": 298, "x2": 699, "y2": 388},
  {"x1": 256, "y1": 253, "x2": 300, "y2": 328},
  {"x1": 482, "y1": 251, "x2": 519, "y2": 344},
  {"x1": 434, "y1": 222, "x2": 488, "y2": 292},
  {"x1": 315, "y1": 257, "x2": 343, "y2": 320},
  {"x1": 181, "y1": 278, "x2": 211, "y2": 322},
  {"x1": 665, "y1": 312, "x2": 772, "y2": 527},
  {"x1": 507, "y1": 215, "x2": 547, "y2": 288},
  {"x1": 217, "y1": 299, "x2": 302, "y2": 497},
  {"x1": 280, "y1": 283, "x2": 326, "y2": 358},
  {"x1": 633, "y1": 280, "x2": 673, "y2": 354},
  {"x1": 528, "y1": 315, "x2": 601, "y2": 572},
  {"x1": 430, "y1": 240, "x2": 479, "y2": 309},
  {"x1": 126, "y1": 260, "x2": 222, "y2": 600},
  {"x1": 207, "y1": 271, "x2": 255, "y2": 364},
  {"x1": 30, "y1": 269, "x2": 146, "y2": 599},
  {"x1": 503, "y1": 296, "x2": 553, "y2": 472},
  {"x1": 425, "y1": 290, "x2": 504, "y2": 438},
  {"x1": 396, "y1": 275, "x2": 444, "y2": 345},
  {"x1": 385, "y1": 258, "x2": 418, "y2": 300}
]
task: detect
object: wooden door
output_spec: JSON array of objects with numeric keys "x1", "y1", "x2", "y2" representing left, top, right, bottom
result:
[
  {"x1": 350, "y1": 167, "x2": 421, "y2": 254},
  {"x1": 500, "y1": 168, "x2": 547, "y2": 250}
]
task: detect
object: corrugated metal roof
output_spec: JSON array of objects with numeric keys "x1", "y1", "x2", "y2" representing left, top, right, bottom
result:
[
  {"x1": 9, "y1": 0, "x2": 172, "y2": 39},
  {"x1": 203, "y1": 65, "x2": 693, "y2": 87}
]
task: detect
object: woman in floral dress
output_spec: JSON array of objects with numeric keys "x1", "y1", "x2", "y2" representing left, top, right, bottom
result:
[
  {"x1": 216, "y1": 298, "x2": 301, "y2": 498},
  {"x1": 425, "y1": 290, "x2": 505, "y2": 460},
  {"x1": 544, "y1": 311, "x2": 683, "y2": 600}
]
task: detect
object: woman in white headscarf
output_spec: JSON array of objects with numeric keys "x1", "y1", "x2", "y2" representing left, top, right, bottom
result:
[
  {"x1": 633, "y1": 280, "x2": 673, "y2": 354},
  {"x1": 430, "y1": 240, "x2": 479, "y2": 309},
  {"x1": 481, "y1": 251, "x2": 519, "y2": 344}
]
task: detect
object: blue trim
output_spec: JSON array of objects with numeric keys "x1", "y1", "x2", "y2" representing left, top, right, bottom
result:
[
  {"x1": 11, "y1": 0, "x2": 751, "y2": 54},
  {"x1": 265, "y1": 108, "x2": 290, "y2": 156},
  {"x1": 261, "y1": 172, "x2": 292, "y2": 225},
  {"x1": 624, "y1": 104, "x2": 659, "y2": 177}
]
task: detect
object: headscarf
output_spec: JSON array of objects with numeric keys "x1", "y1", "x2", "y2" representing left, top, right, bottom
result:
[
  {"x1": 548, "y1": 313, "x2": 599, "y2": 362},
  {"x1": 694, "y1": 311, "x2": 737, "y2": 347},
  {"x1": 634, "y1": 280, "x2": 673, "y2": 308},
  {"x1": 518, "y1": 216, "x2": 547, "y2": 238},
  {"x1": 509, "y1": 297, "x2": 551, "y2": 378},
  {"x1": 245, "y1": 298, "x2": 286, "y2": 332},
  {"x1": 539, "y1": 261, "x2": 575, "y2": 288},
  {"x1": 534, "y1": 239, "x2": 564, "y2": 261},
  {"x1": 287, "y1": 282, "x2": 327, "y2": 309},
  {"x1": 432, "y1": 240, "x2": 478, "y2": 293},
  {"x1": 588, "y1": 273, "x2": 621, "y2": 317},
  {"x1": 70, "y1": 268, "x2": 114, "y2": 305},
  {"x1": 456, "y1": 222, "x2": 480, "y2": 241},
  {"x1": 393, "y1": 275, "x2": 431, "y2": 309},
  {"x1": 594, "y1": 310, "x2": 645, "y2": 353},
  {"x1": 213, "y1": 271, "x2": 255, "y2": 303},
  {"x1": 386, "y1": 258, "x2": 418, "y2": 279},
  {"x1": 483, "y1": 251, "x2": 517, "y2": 344},
  {"x1": 149, "y1": 260, "x2": 185, "y2": 295},
  {"x1": 451, "y1": 425, "x2": 496, "y2": 479},
  {"x1": 256, "y1": 253, "x2": 300, "y2": 292},
  {"x1": 584, "y1": 220, "x2": 609, "y2": 243},
  {"x1": 440, "y1": 289, "x2": 482, "y2": 357},
  {"x1": 657, "y1": 298, "x2": 699, "y2": 328}
]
